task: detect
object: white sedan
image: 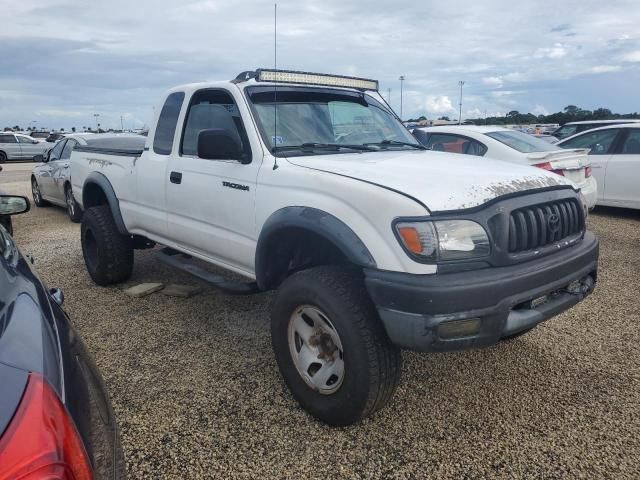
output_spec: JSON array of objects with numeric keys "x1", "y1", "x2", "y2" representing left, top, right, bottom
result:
[
  {"x1": 412, "y1": 126, "x2": 597, "y2": 209},
  {"x1": 558, "y1": 123, "x2": 640, "y2": 210}
]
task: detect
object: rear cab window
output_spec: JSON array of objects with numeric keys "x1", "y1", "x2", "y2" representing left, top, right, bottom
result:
[{"x1": 153, "y1": 92, "x2": 185, "y2": 155}]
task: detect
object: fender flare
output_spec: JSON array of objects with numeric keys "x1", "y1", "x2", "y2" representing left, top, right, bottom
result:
[
  {"x1": 82, "y1": 172, "x2": 128, "y2": 235},
  {"x1": 255, "y1": 206, "x2": 376, "y2": 289}
]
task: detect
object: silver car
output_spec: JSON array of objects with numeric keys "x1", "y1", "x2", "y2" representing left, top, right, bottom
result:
[
  {"x1": 0, "y1": 132, "x2": 50, "y2": 163},
  {"x1": 31, "y1": 134, "x2": 86, "y2": 222}
]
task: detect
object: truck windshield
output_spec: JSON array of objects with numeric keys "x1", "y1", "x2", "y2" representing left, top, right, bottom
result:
[{"x1": 246, "y1": 86, "x2": 422, "y2": 156}]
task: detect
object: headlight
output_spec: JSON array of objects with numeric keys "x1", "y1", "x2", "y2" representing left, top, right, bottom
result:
[{"x1": 395, "y1": 219, "x2": 490, "y2": 262}]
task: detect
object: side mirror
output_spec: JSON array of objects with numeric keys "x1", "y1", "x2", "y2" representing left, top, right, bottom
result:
[
  {"x1": 197, "y1": 129, "x2": 242, "y2": 161},
  {"x1": 32, "y1": 140, "x2": 38, "y2": 144},
  {"x1": 0, "y1": 195, "x2": 30, "y2": 216}
]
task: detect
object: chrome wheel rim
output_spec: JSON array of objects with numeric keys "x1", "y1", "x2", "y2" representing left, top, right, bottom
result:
[
  {"x1": 288, "y1": 305, "x2": 345, "y2": 395},
  {"x1": 66, "y1": 189, "x2": 75, "y2": 216},
  {"x1": 32, "y1": 180, "x2": 40, "y2": 203}
]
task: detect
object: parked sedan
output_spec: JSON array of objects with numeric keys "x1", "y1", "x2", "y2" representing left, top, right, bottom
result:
[
  {"x1": 0, "y1": 132, "x2": 50, "y2": 163},
  {"x1": 31, "y1": 134, "x2": 89, "y2": 222},
  {"x1": 0, "y1": 194, "x2": 124, "y2": 479},
  {"x1": 558, "y1": 124, "x2": 640, "y2": 209},
  {"x1": 551, "y1": 119, "x2": 640, "y2": 141},
  {"x1": 412, "y1": 126, "x2": 597, "y2": 209}
]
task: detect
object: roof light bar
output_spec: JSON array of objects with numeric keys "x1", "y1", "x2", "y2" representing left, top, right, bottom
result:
[{"x1": 255, "y1": 69, "x2": 379, "y2": 91}]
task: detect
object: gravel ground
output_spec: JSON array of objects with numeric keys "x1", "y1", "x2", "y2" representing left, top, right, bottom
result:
[{"x1": 3, "y1": 163, "x2": 639, "y2": 479}]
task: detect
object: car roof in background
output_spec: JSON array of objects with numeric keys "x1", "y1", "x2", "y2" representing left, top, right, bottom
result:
[
  {"x1": 413, "y1": 125, "x2": 510, "y2": 134},
  {"x1": 563, "y1": 119, "x2": 640, "y2": 125},
  {"x1": 557, "y1": 123, "x2": 640, "y2": 144}
]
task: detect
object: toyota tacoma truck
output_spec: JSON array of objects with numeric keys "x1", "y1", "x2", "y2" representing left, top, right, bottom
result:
[{"x1": 70, "y1": 69, "x2": 598, "y2": 426}]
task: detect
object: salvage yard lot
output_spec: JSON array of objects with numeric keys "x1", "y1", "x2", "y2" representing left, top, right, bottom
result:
[{"x1": 2, "y1": 163, "x2": 639, "y2": 479}]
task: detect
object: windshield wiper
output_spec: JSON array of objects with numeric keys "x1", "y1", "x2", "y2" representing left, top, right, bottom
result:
[
  {"x1": 364, "y1": 140, "x2": 427, "y2": 150},
  {"x1": 272, "y1": 142, "x2": 377, "y2": 153}
]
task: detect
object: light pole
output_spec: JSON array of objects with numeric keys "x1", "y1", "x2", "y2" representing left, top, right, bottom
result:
[
  {"x1": 93, "y1": 113, "x2": 100, "y2": 131},
  {"x1": 458, "y1": 81, "x2": 465, "y2": 125},
  {"x1": 120, "y1": 115, "x2": 124, "y2": 132},
  {"x1": 387, "y1": 88, "x2": 391, "y2": 103},
  {"x1": 399, "y1": 76, "x2": 405, "y2": 121}
]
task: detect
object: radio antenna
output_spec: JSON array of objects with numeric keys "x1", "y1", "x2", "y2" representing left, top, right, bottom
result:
[{"x1": 272, "y1": 2, "x2": 279, "y2": 169}]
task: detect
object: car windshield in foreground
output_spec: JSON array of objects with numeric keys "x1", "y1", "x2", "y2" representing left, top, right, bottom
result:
[
  {"x1": 486, "y1": 130, "x2": 559, "y2": 153},
  {"x1": 246, "y1": 86, "x2": 421, "y2": 156}
]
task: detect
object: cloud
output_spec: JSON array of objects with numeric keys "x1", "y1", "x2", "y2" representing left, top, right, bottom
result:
[
  {"x1": 534, "y1": 43, "x2": 568, "y2": 59},
  {"x1": 483, "y1": 76, "x2": 503, "y2": 88},
  {"x1": 622, "y1": 50, "x2": 640, "y2": 62},
  {"x1": 590, "y1": 65, "x2": 622, "y2": 73},
  {"x1": 424, "y1": 96, "x2": 455, "y2": 114},
  {"x1": 533, "y1": 105, "x2": 549, "y2": 116}
]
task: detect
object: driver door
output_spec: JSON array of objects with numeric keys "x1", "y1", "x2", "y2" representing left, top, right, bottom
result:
[{"x1": 165, "y1": 88, "x2": 260, "y2": 274}]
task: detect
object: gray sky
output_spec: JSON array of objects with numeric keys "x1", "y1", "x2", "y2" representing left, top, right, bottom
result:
[{"x1": 2, "y1": 0, "x2": 640, "y2": 130}]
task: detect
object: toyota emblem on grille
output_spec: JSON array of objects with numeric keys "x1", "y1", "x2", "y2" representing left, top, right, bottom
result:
[{"x1": 547, "y1": 213, "x2": 561, "y2": 232}]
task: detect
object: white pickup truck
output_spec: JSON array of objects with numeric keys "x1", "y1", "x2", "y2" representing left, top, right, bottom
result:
[{"x1": 71, "y1": 69, "x2": 599, "y2": 426}]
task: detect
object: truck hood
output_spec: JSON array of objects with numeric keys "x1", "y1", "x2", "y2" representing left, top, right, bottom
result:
[{"x1": 286, "y1": 150, "x2": 572, "y2": 212}]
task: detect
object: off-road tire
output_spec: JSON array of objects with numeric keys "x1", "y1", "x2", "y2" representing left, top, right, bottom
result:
[
  {"x1": 65, "y1": 184, "x2": 83, "y2": 223},
  {"x1": 81, "y1": 205, "x2": 133, "y2": 286},
  {"x1": 31, "y1": 177, "x2": 49, "y2": 207},
  {"x1": 271, "y1": 266, "x2": 401, "y2": 426}
]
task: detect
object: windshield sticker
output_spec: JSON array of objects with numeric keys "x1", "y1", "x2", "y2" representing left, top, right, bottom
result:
[{"x1": 272, "y1": 136, "x2": 284, "y2": 145}]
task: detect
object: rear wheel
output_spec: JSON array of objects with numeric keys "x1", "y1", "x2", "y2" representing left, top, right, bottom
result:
[
  {"x1": 81, "y1": 205, "x2": 133, "y2": 285},
  {"x1": 65, "y1": 185, "x2": 82, "y2": 223},
  {"x1": 271, "y1": 266, "x2": 401, "y2": 426},
  {"x1": 31, "y1": 177, "x2": 49, "y2": 207}
]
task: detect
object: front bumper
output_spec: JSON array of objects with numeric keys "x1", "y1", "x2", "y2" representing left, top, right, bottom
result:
[{"x1": 365, "y1": 231, "x2": 599, "y2": 352}]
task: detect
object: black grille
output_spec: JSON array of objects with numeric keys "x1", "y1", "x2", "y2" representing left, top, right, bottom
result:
[{"x1": 508, "y1": 199, "x2": 584, "y2": 253}]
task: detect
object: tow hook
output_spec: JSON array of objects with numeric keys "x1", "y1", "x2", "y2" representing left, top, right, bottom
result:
[{"x1": 566, "y1": 275, "x2": 595, "y2": 297}]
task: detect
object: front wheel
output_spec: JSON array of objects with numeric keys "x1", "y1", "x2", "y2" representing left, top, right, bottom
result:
[
  {"x1": 271, "y1": 266, "x2": 401, "y2": 426},
  {"x1": 81, "y1": 205, "x2": 133, "y2": 286},
  {"x1": 0, "y1": 152, "x2": 6, "y2": 164}
]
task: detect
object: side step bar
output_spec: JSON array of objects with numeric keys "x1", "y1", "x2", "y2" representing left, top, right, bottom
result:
[{"x1": 157, "y1": 248, "x2": 260, "y2": 295}]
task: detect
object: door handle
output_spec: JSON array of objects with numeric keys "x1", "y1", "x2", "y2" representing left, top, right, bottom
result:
[{"x1": 170, "y1": 171, "x2": 182, "y2": 184}]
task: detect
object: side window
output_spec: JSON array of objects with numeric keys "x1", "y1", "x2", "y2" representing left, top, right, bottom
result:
[
  {"x1": 180, "y1": 89, "x2": 251, "y2": 162},
  {"x1": 425, "y1": 133, "x2": 486, "y2": 156},
  {"x1": 60, "y1": 139, "x2": 77, "y2": 160},
  {"x1": 16, "y1": 136, "x2": 34, "y2": 144},
  {"x1": 561, "y1": 129, "x2": 619, "y2": 154},
  {"x1": 49, "y1": 140, "x2": 66, "y2": 160},
  {"x1": 0, "y1": 134, "x2": 17, "y2": 144},
  {"x1": 621, "y1": 129, "x2": 640, "y2": 154},
  {"x1": 153, "y1": 92, "x2": 185, "y2": 155}
]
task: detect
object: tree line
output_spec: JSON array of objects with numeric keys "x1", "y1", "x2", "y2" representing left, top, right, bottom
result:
[{"x1": 407, "y1": 105, "x2": 640, "y2": 125}]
